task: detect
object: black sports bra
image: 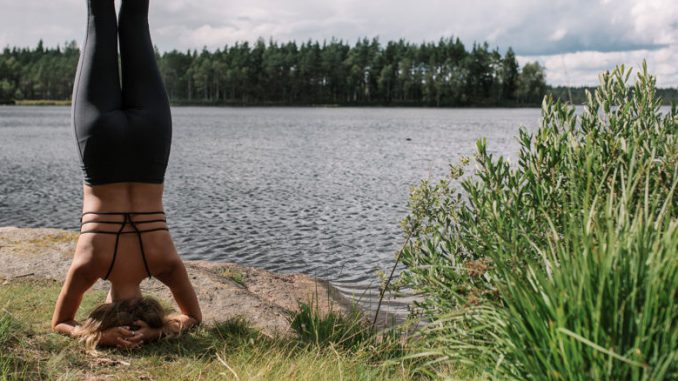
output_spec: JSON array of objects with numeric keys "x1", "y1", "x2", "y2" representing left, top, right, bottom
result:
[{"x1": 79, "y1": 211, "x2": 168, "y2": 280}]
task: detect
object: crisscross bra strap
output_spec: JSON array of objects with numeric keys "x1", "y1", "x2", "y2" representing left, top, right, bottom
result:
[{"x1": 79, "y1": 211, "x2": 168, "y2": 280}]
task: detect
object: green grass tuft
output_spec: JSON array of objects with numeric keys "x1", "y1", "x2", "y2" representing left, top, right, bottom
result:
[
  {"x1": 290, "y1": 301, "x2": 372, "y2": 351},
  {"x1": 0, "y1": 310, "x2": 14, "y2": 347},
  {"x1": 221, "y1": 269, "x2": 246, "y2": 287}
]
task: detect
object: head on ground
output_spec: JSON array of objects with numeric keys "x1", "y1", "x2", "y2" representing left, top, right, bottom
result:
[{"x1": 74, "y1": 296, "x2": 182, "y2": 352}]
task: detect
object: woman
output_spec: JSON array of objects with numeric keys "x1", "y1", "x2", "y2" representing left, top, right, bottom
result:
[{"x1": 51, "y1": 0, "x2": 202, "y2": 349}]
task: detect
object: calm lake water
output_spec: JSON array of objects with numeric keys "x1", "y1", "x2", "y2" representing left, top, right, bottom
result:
[{"x1": 0, "y1": 106, "x2": 541, "y2": 310}]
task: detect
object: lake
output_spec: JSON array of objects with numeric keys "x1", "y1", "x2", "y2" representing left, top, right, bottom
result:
[{"x1": 0, "y1": 106, "x2": 541, "y2": 312}]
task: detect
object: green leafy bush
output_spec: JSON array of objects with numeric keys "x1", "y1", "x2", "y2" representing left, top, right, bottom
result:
[{"x1": 401, "y1": 63, "x2": 677, "y2": 379}]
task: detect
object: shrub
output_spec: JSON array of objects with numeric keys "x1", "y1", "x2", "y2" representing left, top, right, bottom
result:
[{"x1": 400, "y1": 63, "x2": 677, "y2": 379}]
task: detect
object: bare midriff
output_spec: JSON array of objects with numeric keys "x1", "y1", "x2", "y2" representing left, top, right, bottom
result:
[{"x1": 82, "y1": 182, "x2": 165, "y2": 213}]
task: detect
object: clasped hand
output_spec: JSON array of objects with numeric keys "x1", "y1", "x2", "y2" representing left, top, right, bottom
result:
[{"x1": 99, "y1": 320, "x2": 160, "y2": 349}]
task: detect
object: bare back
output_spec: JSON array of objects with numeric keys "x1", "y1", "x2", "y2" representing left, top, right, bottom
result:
[{"x1": 79, "y1": 183, "x2": 179, "y2": 299}]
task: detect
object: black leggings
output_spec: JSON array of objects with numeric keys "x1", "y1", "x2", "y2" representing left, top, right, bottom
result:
[{"x1": 72, "y1": 0, "x2": 171, "y2": 185}]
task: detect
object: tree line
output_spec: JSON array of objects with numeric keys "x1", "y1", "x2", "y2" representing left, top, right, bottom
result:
[
  {"x1": 1, "y1": 37, "x2": 551, "y2": 106},
  {"x1": 0, "y1": 40, "x2": 79, "y2": 102}
]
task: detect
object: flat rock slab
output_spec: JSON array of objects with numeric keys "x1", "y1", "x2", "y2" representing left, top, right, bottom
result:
[{"x1": 0, "y1": 227, "x2": 350, "y2": 336}]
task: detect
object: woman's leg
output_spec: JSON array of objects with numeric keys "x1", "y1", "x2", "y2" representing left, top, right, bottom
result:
[
  {"x1": 72, "y1": 0, "x2": 126, "y2": 185},
  {"x1": 72, "y1": 0, "x2": 122, "y2": 130},
  {"x1": 118, "y1": 0, "x2": 172, "y2": 182},
  {"x1": 118, "y1": 0, "x2": 170, "y2": 116}
]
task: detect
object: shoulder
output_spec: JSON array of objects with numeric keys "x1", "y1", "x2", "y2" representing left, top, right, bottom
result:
[
  {"x1": 70, "y1": 235, "x2": 110, "y2": 280},
  {"x1": 68, "y1": 248, "x2": 104, "y2": 283}
]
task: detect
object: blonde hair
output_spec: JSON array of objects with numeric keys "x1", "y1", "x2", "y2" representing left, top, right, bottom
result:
[{"x1": 73, "y1": 297, "x2": 182, "y2": 353}]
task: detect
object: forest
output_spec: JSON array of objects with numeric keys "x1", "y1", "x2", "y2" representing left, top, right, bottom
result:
[{"x1": 0, "y1": 37, "x2": 550, "y2": 106}]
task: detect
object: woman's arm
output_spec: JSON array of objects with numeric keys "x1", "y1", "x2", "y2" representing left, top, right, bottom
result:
[
  {"x1": 51, "y1": 259, "x2": 98, "y2": 336},
  {"x1": 51, "y1": 259, "x2": 142, "y2": 348},
  {"x1": 155, "y1": 258, "x2": 203, "y2": 329}
]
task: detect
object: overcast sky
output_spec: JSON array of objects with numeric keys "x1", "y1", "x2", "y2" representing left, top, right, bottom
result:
[{"x1": 1, "y1": 0, "x2": 676, "y2": 86}]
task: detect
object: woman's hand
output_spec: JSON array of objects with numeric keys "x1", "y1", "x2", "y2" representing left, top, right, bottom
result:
[
  {"x1": 133, "y1": 320, "x2": 162, "y2": 341},
  {"x1": 176, "y1": 314, "x2": 199, "y2": 330},
  {"x1": 98, "y1": 326, "x2": 144, "y2": 349}
]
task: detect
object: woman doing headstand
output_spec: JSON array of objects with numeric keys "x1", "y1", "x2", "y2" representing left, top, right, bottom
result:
[{"x1": 51, "y1": 0, "x2": 202, "y2": 349}]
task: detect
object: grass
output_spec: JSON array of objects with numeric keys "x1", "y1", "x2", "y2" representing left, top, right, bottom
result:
[
  {"x1": 0, "y1": 308, "x2": 22, "y2": 380},
  {"x1": 0, "y1": 309, "x2": 14, "y2": 347},
  {"x1": 13, "y1": 99, "x2": 71, "y2": 106},
  {"x1": 0, "y1": 279, "x2": 424, "y2": 380},
  {"x1": 221, "y1": 269, "x2": 246, "y2": 287},
  {"x1": 290, "y1": 301, "x2": 370, "y2": 350},
  {"x1": 494, "y1": 189, "x2": 678, "y2": 380}
]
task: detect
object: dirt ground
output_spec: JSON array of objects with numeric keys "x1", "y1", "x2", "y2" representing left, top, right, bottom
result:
[{"x1": 0, "y1": 226, "x2": 351, "y2": 336}]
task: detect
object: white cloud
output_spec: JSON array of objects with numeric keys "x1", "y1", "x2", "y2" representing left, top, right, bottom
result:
[
  {"x1": 519, "y1": 46, "x2": 678, "y2": 87},
  {"x1": 550, "y1": 28, "x2": 567, "y2": 42}
]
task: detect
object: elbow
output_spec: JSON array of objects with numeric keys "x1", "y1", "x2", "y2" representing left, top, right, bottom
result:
[
  {"x1": 51, "y1": 318, "x2": 76, "y2": 336},
  {"x1": 194, "y1": 306, "x2": 203, "y2": 324},
  {"x1": 192, "y1": 313, "x2": 203, "y2": 326},
  {"x1": 184, "y1": 312, "x2": 202, "y2": 328},
  {"x1": 51, "y1": 321, "x2": 65, "y2": 335},
  {"x1": 51, "y1": 317, "x2": 60, "y2": 332}
]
